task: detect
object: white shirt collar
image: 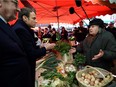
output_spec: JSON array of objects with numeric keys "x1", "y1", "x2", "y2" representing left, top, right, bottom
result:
[{"x1": 0, "y1": 15, "x2": 7, "y2": 23}]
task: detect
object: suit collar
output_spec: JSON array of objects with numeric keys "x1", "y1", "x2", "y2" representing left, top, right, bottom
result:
[
  {"x1": 17, "y1": 19, "x2": 30, "y2": 29},
  {"x1": 0, "y1": 18, "x2": 24, "y2": 49},
  {"x1": 16, "y1": 19, "x2": 34, "y2": 35},
  {"x1": 0, "y1": 15, "x2": 7, "y2": 23}
]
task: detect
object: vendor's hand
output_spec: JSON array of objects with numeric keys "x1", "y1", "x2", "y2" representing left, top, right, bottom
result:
[
  {"x1": 69, "y1": 47, "x2": 76, "y2": 54},
  {"x1": 44, "y1": 43, "x2": 56, "y2": 50},
  {"x1": 92, "y1": 49, "x2": 104, "y2": 60}
]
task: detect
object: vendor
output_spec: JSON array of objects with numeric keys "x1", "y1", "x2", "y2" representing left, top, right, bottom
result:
[{"x1": 72, "y1": 18, "x2": 116, "y2": 71}]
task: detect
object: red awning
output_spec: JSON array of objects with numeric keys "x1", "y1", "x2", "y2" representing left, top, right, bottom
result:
[
  {"x1": 85, "y1": 0, "x2": 116, "y2": 9},
  {"x1": 9, "y1": 0, "x2": 115, "y2": 25}
]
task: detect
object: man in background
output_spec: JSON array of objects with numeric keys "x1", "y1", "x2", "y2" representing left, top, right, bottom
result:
[{"x1": 74, "y1": 21, "x2": 88, "y2": 42}]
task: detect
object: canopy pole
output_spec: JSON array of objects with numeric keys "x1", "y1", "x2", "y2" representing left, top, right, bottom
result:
[
  {"x1": 55, "y1": 0, "x2": 60, "y2": 30},
  {"x1": 57, "y1": 16, "x2": 60, "y2": 30},
  {"x1": 56, "y1": 7, "x2": 59, "y2": 30}
]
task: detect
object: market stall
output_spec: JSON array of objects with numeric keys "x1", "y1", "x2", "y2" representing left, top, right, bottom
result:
[
  {"x1": 9, "y1": 0, "x2": 115, "y2": 26},
  {"x1": 35, "y1": 41, "x2": 116, "y2": 87}
]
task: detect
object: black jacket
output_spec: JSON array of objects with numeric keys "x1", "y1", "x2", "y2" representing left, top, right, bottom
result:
[
  {"x1": 77, "y1": 29, "x2": 116, "y2": 71},
  {"x1": 0, "y1": 19, "x2": 31, "y2": 87},
  {"x1": 12, "y1": 19, "x2": 46, "y2": 87}
]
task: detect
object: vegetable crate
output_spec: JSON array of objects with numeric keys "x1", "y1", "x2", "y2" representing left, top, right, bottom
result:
[{"x1": 76, "y1": 66, "x2": 113, "y2": 87}]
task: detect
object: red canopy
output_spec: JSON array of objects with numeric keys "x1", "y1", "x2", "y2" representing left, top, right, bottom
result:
[
  {"x1": 9, "y1": 0, "x2": 115, "y2": 25},
  {"x1": 85, "y1": 0, "x2": 116, "y2": 10}
]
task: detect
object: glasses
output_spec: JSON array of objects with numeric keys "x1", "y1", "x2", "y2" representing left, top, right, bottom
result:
[
  {"x1": 11, "y1": 0, "x2": 20, "y2": 12},
  {"x1": 11, "y1": 0, "x2": 18, "y2": 7},
  {"x1": 3, "y1": 0, "x2": 18, "y2": 7},
  {"x1": 3, "y1": 0, "x2": 20, "y2": 12}
]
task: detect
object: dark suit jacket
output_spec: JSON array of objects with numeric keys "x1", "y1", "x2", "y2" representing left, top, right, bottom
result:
[
  {"x1": 0, "y1": 19, "x2": 31, "y2": 87},
  {"x1": 12, "y1": 19, "x2": 46, "y2": 87}
]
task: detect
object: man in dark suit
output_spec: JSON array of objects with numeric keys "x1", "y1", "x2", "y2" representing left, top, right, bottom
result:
[
  {"x1": 12, "y1": 7, "x2": 55, "y2": 87},
  {"x1": 0, "y1": 0, "x2": 32, "y2": 87}
]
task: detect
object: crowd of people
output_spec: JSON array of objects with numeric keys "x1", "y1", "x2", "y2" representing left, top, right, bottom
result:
[
  {"x1": 33, "y1": 22, "x2": 88, "y2": 45},
  {"x1": 0, "y1": 0, "x2": 116, "y2": 87}
]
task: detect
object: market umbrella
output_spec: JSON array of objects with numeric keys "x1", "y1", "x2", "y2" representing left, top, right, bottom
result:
[
  {"x1": 85, "y1": 0, "x2": 116, "y2": 10},
  {"x1": 10, "y1": 0, "x2": 115, "y2": 27},
  {"x1": 24, "y1": 0, "x2": 114, "y2": 23}
]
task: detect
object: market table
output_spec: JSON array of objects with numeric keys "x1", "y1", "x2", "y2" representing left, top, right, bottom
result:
[{"x1": 35, "y1": 52, "x2": 116, "y2": 87}]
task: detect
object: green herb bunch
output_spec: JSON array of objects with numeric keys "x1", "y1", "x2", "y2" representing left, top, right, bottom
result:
[
  {"x1": 41, "y1": 69, "x2": 65, "y2": 80},
  {"x1": 54, "y1": 40, "x2": 71, "y2": 56},
  {"x1": 41, "y1": 57, "x2": 61, "y2": 70},
  {"x1": 68, "y1": 36, "x2": 75, "y2": 41},
  {"x1": 65, "y1": 71, "x2": 78, "y2": 86},
  {"x1": 73, "y1": 52, "x2": 86, "y2": 67}
]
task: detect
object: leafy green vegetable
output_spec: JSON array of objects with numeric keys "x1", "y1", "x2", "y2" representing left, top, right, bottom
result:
[
  {"x1": 65, "y1": 72, "x2": 76, "y2": 85},
  {"x1": 56, "y1": 32, "x2": 61, "y2": 41},
  {"x1": 41, "y1": 69, "x2": 65, "y2": 80},
  {"x1": 68, "y1": 36, "x2": 75, "y2": 41},
  {"x1": 41, "y1": 57, "x2": 61, "y2": 70},
  {"x1": 73, "y1": 52, "x2": 86, "y2": 67},
  {"x1": 54, "y1": 40, "x2": 71, "y2": 56},
  {"x1": 42, "y1": 38, "x2": 50, "y2": 43}
]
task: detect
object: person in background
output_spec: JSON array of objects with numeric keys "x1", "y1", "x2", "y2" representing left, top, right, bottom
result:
[
  {"x1": 35, "y1": 27, "x2": 43, "y2": 46},
  {"x1": 61, "y1": 27, "x2": 68, "y2": 41},
  {"x1": 74, "y1": 21, "x2": 88, "y2": 42},
  {"x1": 51, "y1": 28, "x2": 57, "y2": 42},
  {"x1": 42, "y1": 28, "x2": 51, "y2": 38},
  {"x1": 48, "y1": 24, "x2": 53, "y2": 36},
  {"x1": 37, "y1": 27, "x2": 43, "y2": 40},
  {"x1": 0, "y1": 0, "x2": 32, "y2": 87},
  {"x1": 12, "y1": 7, "x2": 55, "y2": 87},
  {"x1": 71, "y1": 18, "x2": 116, "y2": 71},
  {"x1": 106, "y1": 22, "x2": 116, "y2": 39}
]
